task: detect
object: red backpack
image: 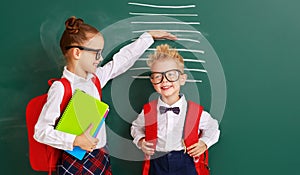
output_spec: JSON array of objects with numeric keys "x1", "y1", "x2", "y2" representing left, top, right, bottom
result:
[
  {"x1": 142, "y1": 100, "x2": 210, "y2": 175},
  {"x1": 26, "y1": 76, "x2": 102, "y2": 174}
]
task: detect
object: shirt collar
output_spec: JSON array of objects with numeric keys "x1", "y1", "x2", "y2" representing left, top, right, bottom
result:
[
  {"x1": 157, "y1": 94, "x2": 186, "y2": 108},
  {"x1": 62, "y1": 66, "x2": 94, "y2": 83}
]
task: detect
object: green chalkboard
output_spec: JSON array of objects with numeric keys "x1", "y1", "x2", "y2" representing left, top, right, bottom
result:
[{"x1": 1, "y1": 0, "x2": 300, "y2": 174}]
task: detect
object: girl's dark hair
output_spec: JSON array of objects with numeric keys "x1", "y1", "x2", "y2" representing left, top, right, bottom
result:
[{"x1": 60, "y1": 16, "x2": 99, "y2": 55}]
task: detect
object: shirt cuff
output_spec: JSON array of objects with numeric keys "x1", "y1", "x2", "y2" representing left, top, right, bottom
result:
[
  {"x1": 61, "y1": 132, "x2": 77, "y2": 151},
  {"x1": 199, "y1": 137, "x2": 213, "y2": 149},
  {"x1": 139, "y1": 32, "x2": 154, "y2": 46},
  {"x1": 133, "y1": 135, "x2": 145, "y2": 149},
  {"x1": 199, "y1": 131, "x2": 220, "y2": 149}
]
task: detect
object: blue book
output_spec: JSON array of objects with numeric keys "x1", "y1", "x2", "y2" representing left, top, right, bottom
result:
[{"x1": 55, "y1": 89, "x2": 109, "y2": 160}]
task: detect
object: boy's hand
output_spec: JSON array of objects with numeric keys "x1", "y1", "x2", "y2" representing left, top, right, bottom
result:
[
  {"x1": 138, "y1": 138, "x2": 155, "y2": 156},
  {"x1": 73, "y1": 124, "x2": 99, "y2": 152},
  {"x1": 148, "y1": 30, "x2": 177, "y2": 40},
  {"x1": 187, "y1": 140, "x2": 207, "y2": 158}
]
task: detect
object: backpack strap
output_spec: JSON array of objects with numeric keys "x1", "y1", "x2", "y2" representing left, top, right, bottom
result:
[
  {"x1": 92, "y1": 73, "x2": 102, "y2": 99},
  {"x1": 48, "y1": 78, "x2": 72, "y2": 126},
  {"x1": 142, "y1": 99, "x2": 158, "y2": 175},
  {"x1": 58, "y1": 78, "x2": 72, "y2": 112},
  {"x1": 144, "y1": 99, "x2": 158, "y2": 150},
  {"x1": 183, "y1": 101, "x2": 203, "y2": 147},
  {"x1": 184, "y1": 101, "x2": 209, "y2": 174}
]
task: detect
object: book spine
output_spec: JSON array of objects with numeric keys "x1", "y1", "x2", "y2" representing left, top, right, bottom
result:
[{"x1": 92, "y1": 109, "x2": 109, "y2": 137}]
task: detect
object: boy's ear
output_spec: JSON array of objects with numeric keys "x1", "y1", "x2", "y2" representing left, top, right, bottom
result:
[{"x1": 180, "y1": 73, "x2": 187, "y2": 85}]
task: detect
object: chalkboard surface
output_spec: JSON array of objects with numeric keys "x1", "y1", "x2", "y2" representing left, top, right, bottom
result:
[{"x1": 0, "y1": 0, "x2": 299, "y2": 174}]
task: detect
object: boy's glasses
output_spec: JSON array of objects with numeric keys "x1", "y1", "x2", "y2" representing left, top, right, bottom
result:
[
  {"x1": 150, "y1": 69, "x2": 183, "y2": 85},
  {"x1": 65, "y1": 46, "x2": 102, "y2": 60}
]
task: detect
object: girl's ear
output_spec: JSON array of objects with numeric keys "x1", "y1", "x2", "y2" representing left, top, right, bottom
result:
[
  {"x1": 180, "y1": 73, "x2": 187, "y2": 86},
  {"x1": 72, "y1": 48, "x2": 81, "y2": 60}
]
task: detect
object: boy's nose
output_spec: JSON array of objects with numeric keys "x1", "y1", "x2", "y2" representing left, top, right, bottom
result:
[{"x1": 161, "y1": 75, "x2": 168, "y2": 83}]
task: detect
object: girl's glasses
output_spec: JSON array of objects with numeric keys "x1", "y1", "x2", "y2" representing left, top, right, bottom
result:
[
  {"x1": 65, "y1": 46, "x2": 102, "y2": 60},
  {"x1": 150, "y1": 69, "x2": 183, "y2": 85}
]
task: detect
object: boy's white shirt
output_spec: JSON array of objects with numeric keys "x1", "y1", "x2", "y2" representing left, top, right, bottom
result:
[
  {"x1": 34, "y1": 32, "x2": 154, "y2": 151},
  {"x1": 131, "y1": 95, "x2": 220, "y2": 152}
]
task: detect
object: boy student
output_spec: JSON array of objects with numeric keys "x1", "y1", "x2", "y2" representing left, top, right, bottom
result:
[
  {"x1": 131, "y1": 44, "x2": 220, "y2": 175},
  {"x1": 34, "y1": 16, "x2": 176, "y2": 174}
]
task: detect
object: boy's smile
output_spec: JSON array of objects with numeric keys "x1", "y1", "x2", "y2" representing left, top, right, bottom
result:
[
  {"x1": 150, "y1": 58, "x2": 186, "y2": 105},
  {"x1": 161, "y1": 85, "x2": 172, "y2": 90}
]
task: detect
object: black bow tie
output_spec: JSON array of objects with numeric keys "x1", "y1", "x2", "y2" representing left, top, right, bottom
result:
[{"x1": 159, "y1": 106, "x2": 180, "y2": 115}]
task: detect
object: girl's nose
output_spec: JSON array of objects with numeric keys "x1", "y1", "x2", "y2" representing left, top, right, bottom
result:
[{"x1": 98, "y1": 56, "x2": 104, "y2": 63}]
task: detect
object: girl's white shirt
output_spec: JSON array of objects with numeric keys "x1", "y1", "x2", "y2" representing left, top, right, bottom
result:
[{"x1": 34, "y1": 32, "x2": 154, "y2": 151}]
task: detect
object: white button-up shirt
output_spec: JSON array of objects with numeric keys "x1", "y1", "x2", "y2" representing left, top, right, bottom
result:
[
  {"x1": 131, "y1": 95, "x2": 220, "y2": 152},
  {"x1": 34, "y1": 32, "x2": 154, "y2": 151}
]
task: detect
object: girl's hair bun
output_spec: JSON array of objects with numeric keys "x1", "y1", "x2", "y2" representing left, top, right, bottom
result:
[{"x1": 65, "y1": 16, "x2": 84, "y2": 34}]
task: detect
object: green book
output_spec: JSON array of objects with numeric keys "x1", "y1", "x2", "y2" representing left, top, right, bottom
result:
[{"x1": 55, "y1": 89, "x2": 109, "y2": 160}]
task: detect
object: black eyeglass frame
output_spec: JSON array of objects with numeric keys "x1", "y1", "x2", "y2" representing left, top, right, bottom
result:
[
  {"x1": 65, "y1": 46, "x2": 103, "y2": 60},
  {"x1": 150, "y1": 69, "x2": 184, "y2": 85}
]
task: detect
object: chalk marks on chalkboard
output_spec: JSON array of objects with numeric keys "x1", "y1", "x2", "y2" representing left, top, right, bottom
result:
[
  {"x1": 131, "y1": 21, "x2": 200, "y2": 25},
  {"x1": 185, "y1": 68, "x2": 207, "y2": 73},
  {"x1": 130, "y1": 67, "x2": 207, "y2": 73},
  {"x1": 128, "y1": 2, "x2": 206, "y2": 83},
  {"x1": 133, "y1": 30, "x2": 202, "y2": 43},
  {"x1": 176, "y1": 38, "x2": 200, "y2": 43},
  {"x1": 137, "y1": 58, "x2": 205, "y2": 63},
  {"x1": 147, "y1": 48, "x2": 204, "y2": 54},
  {"x1": 132, "y1": 30, "x2": 202, "y2": 43},
  {"x1": 132, "y1": 30, "x2": 201, "y2": 34},
  {"x1": 128, "y1": 2, "x2": 195, "y2": 9},
  {"x1": 129, "y1": 12, "x2": 198, "y2": 17}
]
